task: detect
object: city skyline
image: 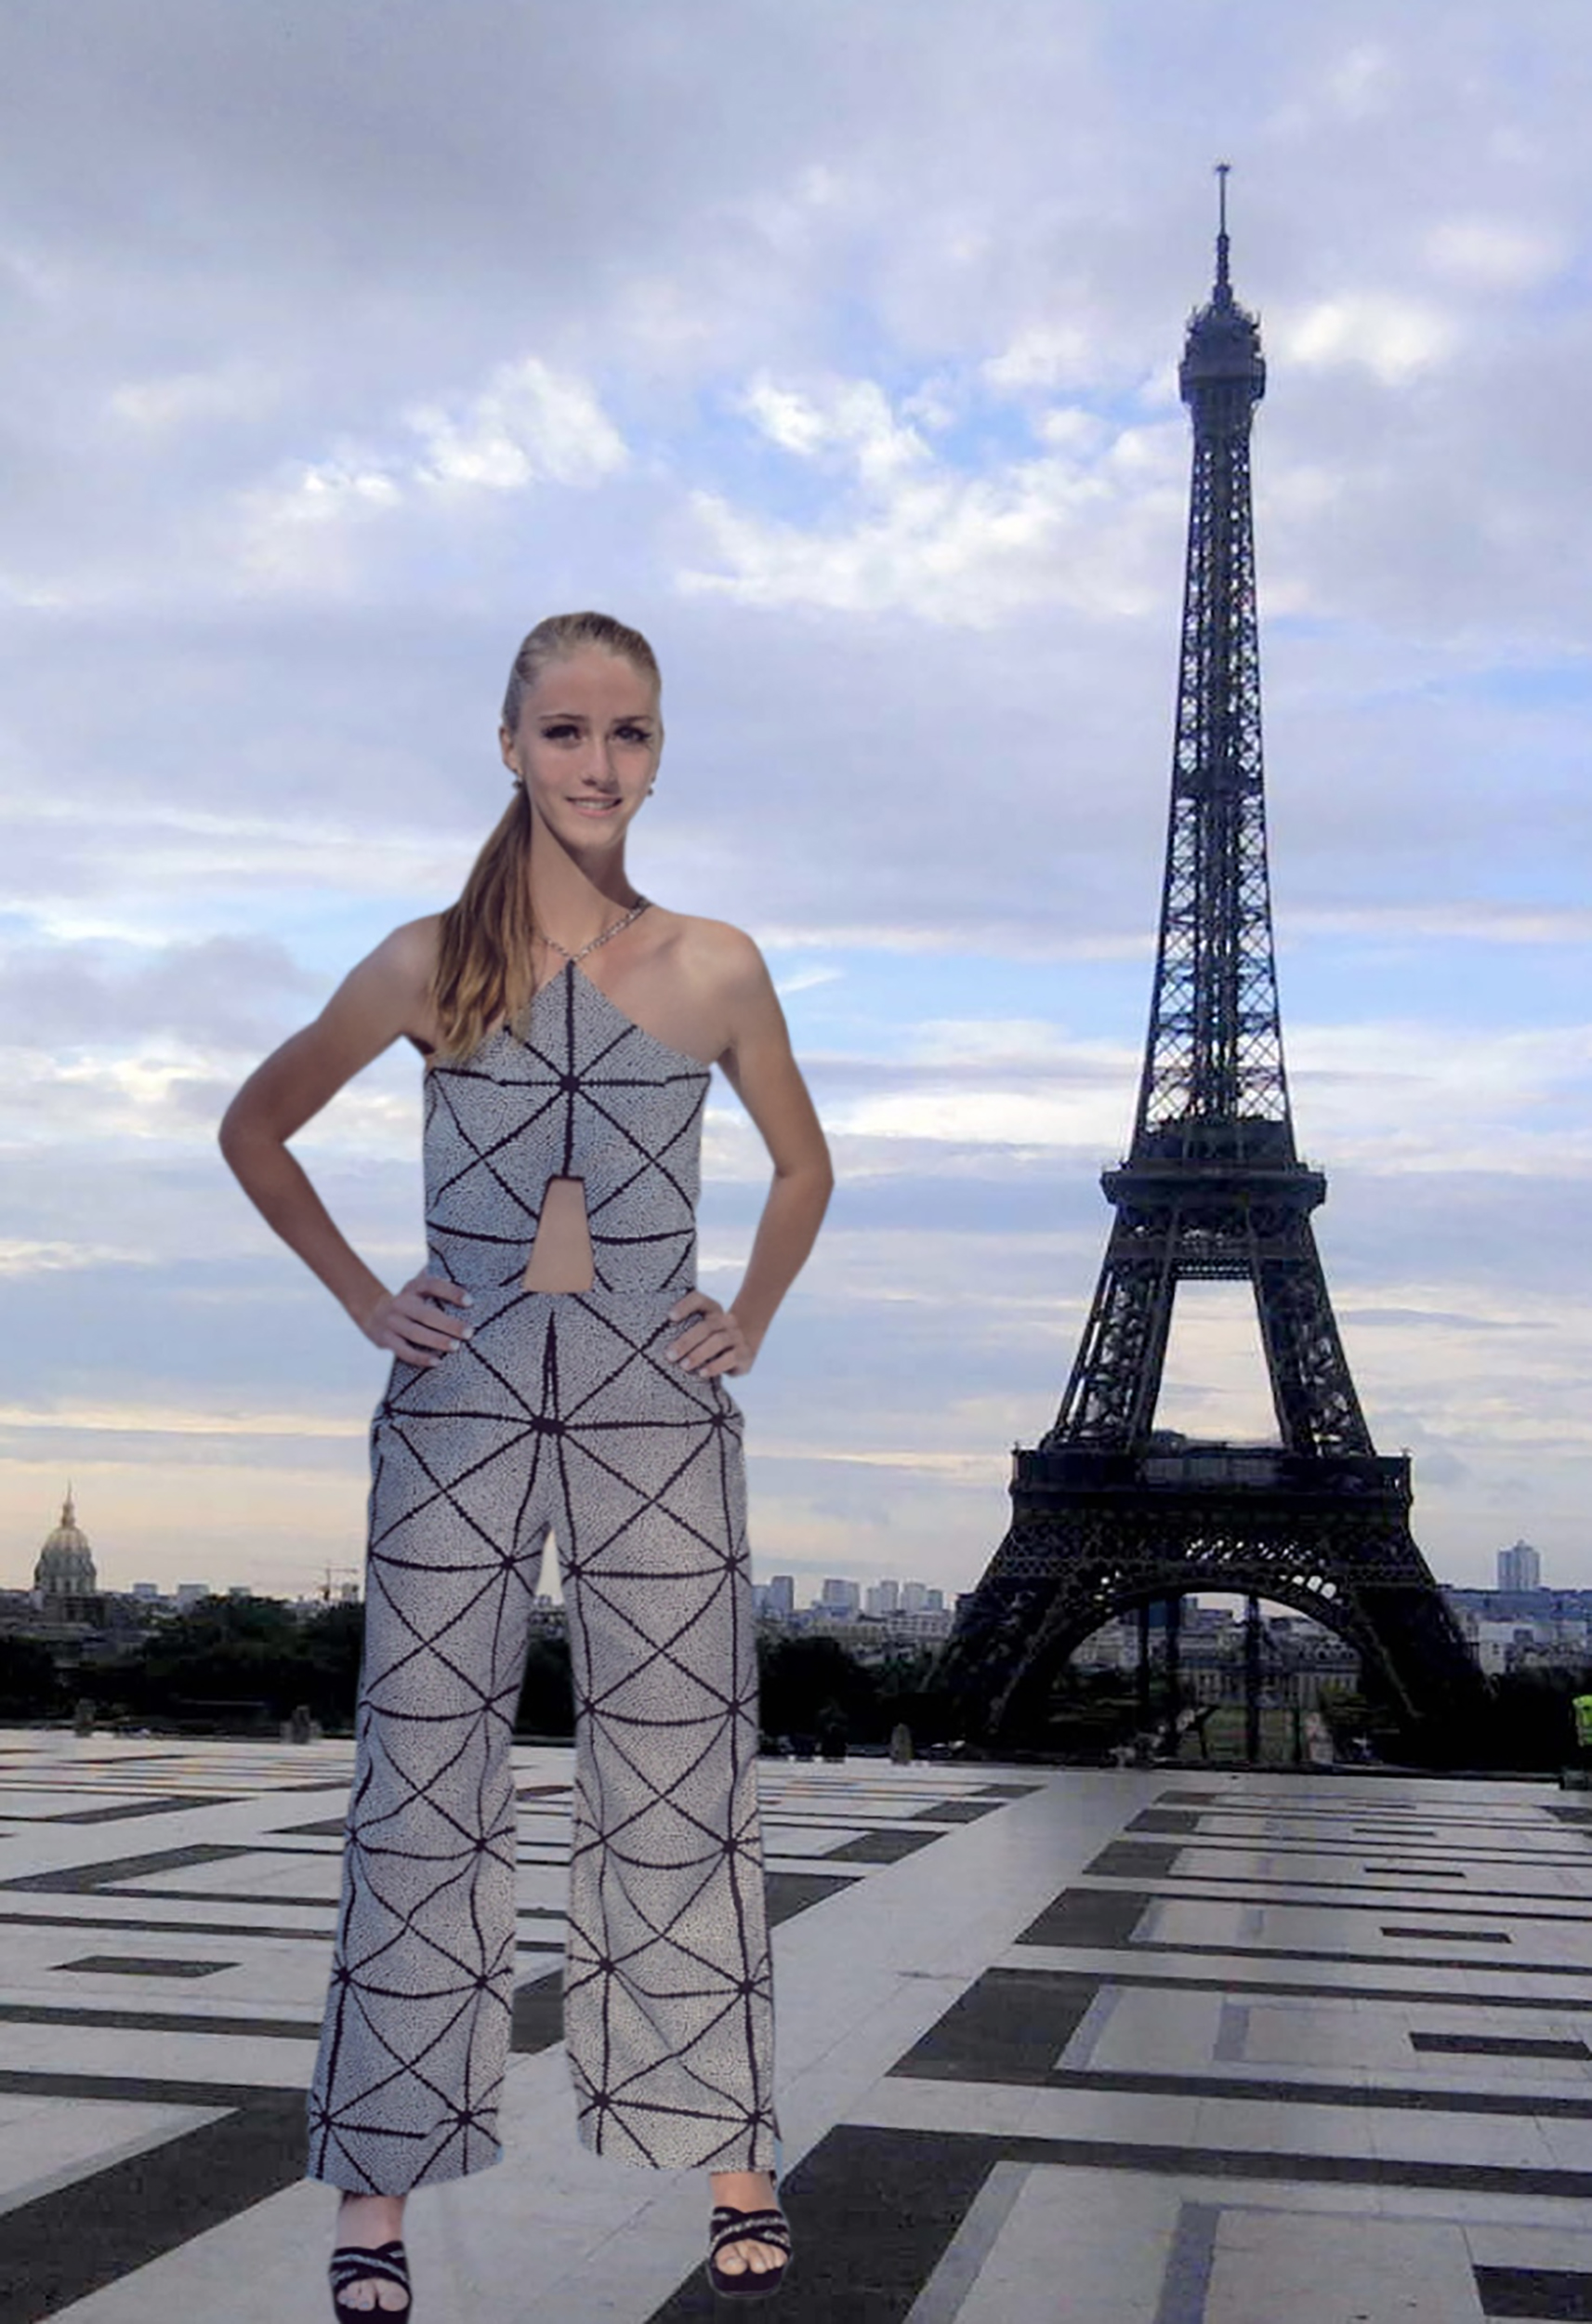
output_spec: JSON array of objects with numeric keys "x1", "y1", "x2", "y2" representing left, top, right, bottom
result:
[
  {"x1": 2, "y1": 3, "x2": 1589, "y2": 1601},
  {"x1": 6, "y1": 1480, "x2": 1564, "y2": 1624},
  {"x1": 7, "y1": 1481, "x2": 955, "y2": 1611}
]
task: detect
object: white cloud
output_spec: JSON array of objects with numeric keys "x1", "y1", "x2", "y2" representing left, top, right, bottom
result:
[
  {"x1": 682, "y1": 376, "x2": 1184, "y2": 623},
  {"x1": 108, "y1": 362, "x2": 283, "y2": 429},
  {"x1": 1276, "y1": 293, "x2": 1457, "y2": 385},
  {"x1": 773, "y1": 965, "x2": 844, "y2": 996},
  {"x1": 740, "y1": 378, "x2": 833, "y2": 457},
  {"x1": 1426, "y1": 218, "x2": 1570, "y2": 293},
  {"x1": 738, "y1": 374, "x2": 928, "y2": 484},
  {"x1": 741, "y1": 162, "x2": 847, "y2": 238},
  {"x1": 1292, "y1": 902, "x2": 1592, "y2": 947},
  {"x1": 238, "y1": 454, "x2": 402, "y2": 588},
  {"x1": 1326, "y1": 41, "x2": 1400, "y2": 119},
  {"x1": 0, "y1": 1399, "x2": 364, "y2": 1442},
  {"x1": 983, "y1": 323, "x2": 1105, "y2": 394},
  {"x1": 831, "y1": 1084, "x2": 1125, "y2": 1146},
  {"x1": 238, "y1": 355, "x2": 626, "y2": 587},
  {"x1": 1289, "y1": 1019, "x2": 1592, "y2": 1176},
  {"x1": 756, "y1": 925, "x2": 1153, "y2": 960},
  {"x1": 908, "y1": 1017, "x2": 1127, "y2": 1069},
  {"x1": 0, "y1": 1242, "x2": 147, "y2": 1277},
  {"x1": 2, "y1": 799, "x2": 464, "y2": 921},
  {"x1": 408, "y1": 355, "x2": 628, "y2": 491}
]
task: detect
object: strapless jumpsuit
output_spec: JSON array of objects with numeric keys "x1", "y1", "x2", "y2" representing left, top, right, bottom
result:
[{"x1": 306, "y1": 962, "x2": 779, "y2": 2189}]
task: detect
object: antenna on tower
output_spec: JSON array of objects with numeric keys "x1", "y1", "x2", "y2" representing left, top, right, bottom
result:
[{"x1": 1215, "y1": 160, "x2": 1232, "y2": 295}]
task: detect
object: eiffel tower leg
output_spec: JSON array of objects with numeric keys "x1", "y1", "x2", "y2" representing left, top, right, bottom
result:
[
  {"x1": 1054, "y1": 1216, "x2": 1178, "y2": 1445},
  {"x1": 1254, "y1": 1225, "x2": 1372, "y2": 1458}
]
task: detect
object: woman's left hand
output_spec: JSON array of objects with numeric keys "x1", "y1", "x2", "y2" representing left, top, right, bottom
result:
[{"x1": 665, "y1": 1291, "x2": 757, "y2": 1379}]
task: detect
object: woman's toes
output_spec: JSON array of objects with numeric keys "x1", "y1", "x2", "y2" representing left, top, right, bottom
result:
[{"x1": 723, "y1": 2241, "x2": 774, "y2": 2275}]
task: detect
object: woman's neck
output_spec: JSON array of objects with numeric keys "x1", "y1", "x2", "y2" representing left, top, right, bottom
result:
[{"x1": 527, "y1": 819, "x2": 638, "y2": 944}]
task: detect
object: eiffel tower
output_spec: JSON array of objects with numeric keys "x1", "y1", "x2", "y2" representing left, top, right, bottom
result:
[{"x1": 941, "y1": 177, "x2": 1481, "y2": 1754}]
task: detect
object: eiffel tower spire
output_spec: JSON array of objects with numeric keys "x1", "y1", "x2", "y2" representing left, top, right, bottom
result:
[
  {"x1": 1139, "y1": 163, "x2": 1282, "y2": 1148},
  {"x1": 939, "y1": 180, "x2": 1480, "y2": 1754}
]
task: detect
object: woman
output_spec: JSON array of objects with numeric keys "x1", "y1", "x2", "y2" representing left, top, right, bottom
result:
[{"x1": 220, "y1": 611, "x2": 832, "y2": 2317}]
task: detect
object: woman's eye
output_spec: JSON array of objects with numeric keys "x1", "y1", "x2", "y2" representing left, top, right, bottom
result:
[
  {"x1": 617, "y1": 726, "x2": 651, "y2": 745},
  {"x1": 543, "y1": 723, "x2": 579, "y2": 742}
]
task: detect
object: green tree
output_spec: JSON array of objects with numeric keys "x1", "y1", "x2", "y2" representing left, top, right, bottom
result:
[
  {"x1": 294, "y1": 1603, "x2": 367, "y2": 1729},
  {"x1": 872, "y1": 1646, "x2": 957, "y2": 1748},
  {"x1": 757, "y1": 1635, "x2": 878, "y2": 1744},
  {"x1": 0, "y1": 1635, "x2": 62, "y2": 1719},
  {"x1": 111, "y1": 1595, "x2": 366, "y2": 1729},
  {"x1": 1479, "y1": 1668, "x2": 1592, "y2": 1772}
]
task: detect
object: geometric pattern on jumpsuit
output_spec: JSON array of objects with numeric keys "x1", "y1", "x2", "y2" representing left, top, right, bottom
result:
[{"x1": 306, "y1": 958, "x2": 779, "y2": 2190}]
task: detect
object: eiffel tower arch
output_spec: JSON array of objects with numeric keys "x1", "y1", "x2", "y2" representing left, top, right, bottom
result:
[{"x1": 940, "y1": 178, "x2": 1483, "y2": 1757}]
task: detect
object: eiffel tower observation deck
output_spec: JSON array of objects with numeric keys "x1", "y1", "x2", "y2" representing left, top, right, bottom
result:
[{"x1": 941, "y1": 176, "x2": 1482, "y2": 1759}]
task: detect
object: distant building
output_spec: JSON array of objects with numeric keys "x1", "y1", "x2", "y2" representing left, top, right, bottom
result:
[
  {"x1": 820, "y1": 1578, "x2": 861, "y2": 1618},
  {"x1": 1467, "y1": 1618, "x2": 1527, "y2": 1677},
  {"x1": 33, "y1": 1490, "x2": 98, "y2": 1602},
  {"x1": 879, "y1": 1607, "x2": 953, "y2": 1643},
  {"x1": 764, "y1": 1575, "x2": 795, "y2": 1620},
  {"x1": 1497, "y1": 1541, "x2": 1543, "y2": 1593},
  {"x1": 175, "y1": 1583, "x2": 213, "y2": 1610},
  {"x1": 900, "y1": 1580, "x2": 928, "y2": 1615},
  {"x1": 865, "y1": 1579, "x2": 901, "y2": 1618},
  {"x1": 1445, "y1": 1587, "x2": 1590, "y2": 1675},
  {"x1": 2, "y1": 1490, "x2": 115, "y2": 1664}
]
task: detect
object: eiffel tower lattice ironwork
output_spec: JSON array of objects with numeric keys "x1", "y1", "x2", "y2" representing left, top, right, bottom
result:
[{"x1": 941, "y1": 180, "x2": 1481, "y2": 1751}]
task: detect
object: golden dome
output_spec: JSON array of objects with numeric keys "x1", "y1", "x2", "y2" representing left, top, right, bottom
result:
[
  {"x1": 34, "y1": 1488, "x2": 98, "y2": 1595},
  {"x1": 41, "y1": 1491, "x2": 90, "y2": 1555}
]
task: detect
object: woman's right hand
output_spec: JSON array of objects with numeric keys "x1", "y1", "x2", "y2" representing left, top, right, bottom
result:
[{"x1": 360, "y1": 1271, "x2": 474, "y2": 1366}]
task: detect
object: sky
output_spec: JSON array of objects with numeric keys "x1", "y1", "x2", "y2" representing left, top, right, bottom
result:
[{"x1": 2, "y1": 0, "x2": 1589, "y2": 1607}]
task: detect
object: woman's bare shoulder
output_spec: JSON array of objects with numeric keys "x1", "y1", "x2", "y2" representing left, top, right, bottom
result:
[
  {"x1": 375, "y1": 912, "x2": 445, "y2": 973},
  {"x1": 326, "y1": 914, "x2": 445, "y2": 1046},
  {"x1": 655, "y1": 911, "x2": 769, "y2": 994},
  {"x1": 356, "y1": 914, "x2": 443, "y2": 996}
]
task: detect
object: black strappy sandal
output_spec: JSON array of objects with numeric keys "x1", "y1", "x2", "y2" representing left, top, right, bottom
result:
[
  {"x1": 706, "y1": 2199, "x2": 793, "y2": 2302},
  {"x1": 328, "y1": 2239, "x2": 412, "y2": 2322}
]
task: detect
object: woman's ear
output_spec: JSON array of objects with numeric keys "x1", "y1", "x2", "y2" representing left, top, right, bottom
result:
[{"x1": 498, "y1": 720, "x2": 518, "y2": 773}]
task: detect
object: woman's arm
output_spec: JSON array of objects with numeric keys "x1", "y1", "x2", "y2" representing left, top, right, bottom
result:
[
  {"x1": 667, "y1": 930, "x2": 834, "y2": 1380},
  {"x1": 217, "y1": 917, "x2": 470, "y2": 1368}
]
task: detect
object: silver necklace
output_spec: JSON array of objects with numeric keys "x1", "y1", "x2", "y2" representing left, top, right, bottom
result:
[{"x1": 540, "y1": 895, "x2": 651, "y2": 965}]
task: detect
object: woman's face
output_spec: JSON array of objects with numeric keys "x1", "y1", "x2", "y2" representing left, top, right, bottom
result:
[{"x1": 500, "y1": 649, "x2": 663, "y2": 854}]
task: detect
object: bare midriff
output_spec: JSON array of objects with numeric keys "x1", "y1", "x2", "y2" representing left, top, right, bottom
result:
[{"x1": 521, "y1": 1175, "x2": 596, "y2": 1293}]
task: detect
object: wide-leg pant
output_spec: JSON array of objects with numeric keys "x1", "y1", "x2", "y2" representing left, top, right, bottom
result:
[{"x1": 306, "y1": 1284, "x2": 779, "y2": 2192}]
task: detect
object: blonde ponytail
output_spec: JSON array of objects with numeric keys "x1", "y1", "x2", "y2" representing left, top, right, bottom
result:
[{"x1": 431, "y1": 789, "x2": 536, "y2": 1064}]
